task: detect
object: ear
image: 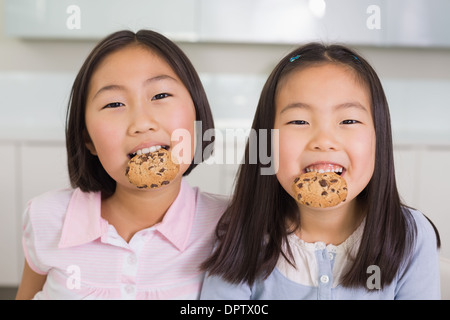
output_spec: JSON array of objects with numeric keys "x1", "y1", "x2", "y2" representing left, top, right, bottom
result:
[
  {"x1": 85, "y1": 141, "x2": 97, "y2": 156},
  {"x1": 83, "y1": 131, "x2": 98, "y2": 156}
]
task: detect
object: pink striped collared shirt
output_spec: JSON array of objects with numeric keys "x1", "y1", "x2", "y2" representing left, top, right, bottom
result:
[{"x1": 22, "y1": 179, "x2": 228, "y2": 299}]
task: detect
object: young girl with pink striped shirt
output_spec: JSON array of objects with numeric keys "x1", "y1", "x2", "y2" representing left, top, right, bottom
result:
[{"x1": 16, "y1": 30, "x2": 228, "y2": 300}]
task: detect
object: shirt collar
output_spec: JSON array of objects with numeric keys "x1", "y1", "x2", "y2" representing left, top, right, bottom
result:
[
  {"x1": 154, "y1": 179, "x2": 196, "y2": 251},
  {"x1": 58, "y1": 188, "x2": 106, "y2": 248},
  {"x1": 58, "y1": 179, "x2": 196, "y2": 251}
]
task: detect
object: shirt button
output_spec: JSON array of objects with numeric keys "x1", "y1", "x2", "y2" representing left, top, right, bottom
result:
[
  {"x1": 125, "y1": 284, "x2": 135, "y2": 294},
  {"x1": 127, "y1": 253, "x2": 137, "y2": 265},
  {"x1": 320, "y1": 275, "x2": 330, "y2": 284},
  {"x1": 328, "y1": 252, "x2": 334, "y2": 260}
]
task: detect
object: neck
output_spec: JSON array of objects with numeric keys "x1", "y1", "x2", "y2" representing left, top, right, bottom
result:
[
  {"x1": 295, "y1": 198, "x2": 364, "y2": 246},
  {"x1": 102, "y1": 177, "x2": 182, "y2": 242}
]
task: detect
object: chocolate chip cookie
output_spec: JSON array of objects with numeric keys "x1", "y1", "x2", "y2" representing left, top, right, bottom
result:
[
  {"x1": 292, "y1": 171, "x2": 347, "y2": 208},
  {"x1": 126, "y1": 148, "x2": 179, "y2": 189}
]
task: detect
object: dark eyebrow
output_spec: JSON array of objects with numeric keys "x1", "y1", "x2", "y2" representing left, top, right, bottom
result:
[
  {"x1": 280, "y1": 101, "x2": 369, "y2": 114},
  {"x1": 91, "y1": 74, "x2": 178, "y2": 100},
  {"x1": 279, "y1": 102, "x2": 311, "y2": 114},
  {"x1": 335, "y1": 101, "x2": 369, "y2": 113}
]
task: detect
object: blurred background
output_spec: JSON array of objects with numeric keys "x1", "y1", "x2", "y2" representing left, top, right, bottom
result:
[{"x1": 0, "y1": 0, "x2": 449, "y2": 298}]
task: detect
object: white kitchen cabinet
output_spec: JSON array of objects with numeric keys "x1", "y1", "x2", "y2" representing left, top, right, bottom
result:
[
  {"x1": 5, "y1": 0, "x2": 199, "y2": 41},
  {"x1": 186, "y1": 135, "x2": 243, "y2": 196},
  {"x1": 394, "y1": 146, "x2": 421, "y2": 208},
  {"x1": 0, "y1": 141, "x2": 70, "y2": 286},
  {"x1": 6, "y1": 0, "x2": 450, "y2": 48},
  {"x1": 416, "y1": 148, "x2": 450, "y2": 259},
  {"x1": 199, "y1": 0, "x2": 383, "y2": 45},
  {"x1": 0, "y1": 143, "x2": 20, "y2": 286},
  {"x1": 20, "y1": 142, "x2": 70, "y2": 207}
]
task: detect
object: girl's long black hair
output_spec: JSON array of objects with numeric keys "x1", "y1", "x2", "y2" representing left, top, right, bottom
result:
[{"x1": 202, "y1": 43, "x2": 440, "y2": 289}]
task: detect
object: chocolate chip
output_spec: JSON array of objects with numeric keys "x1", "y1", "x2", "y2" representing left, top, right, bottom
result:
[
  {"x1": 330, "y1": 179, "x2": 338, "y2": 183},
  {"x1": 319, "y1": 179, "x2": 328, "y2": 187},
  {"x1": 297, "y1": 183, "x2": 303, "y2": 189},
  {"x1": 161, "y1": 181, "x2": 170, "y2": 185},
  {"x1": 321, "y1": 191, "x2": 328, "y2": 196},
  {"x1": 297, "y1": 194, "x2": 302, "y2": 200},
  {"x1": 294, "y1": 177, "x2": 299, "y2": 183},
  {"x1": 151, "y1": 184, "x2": 158, "y2": 188}
]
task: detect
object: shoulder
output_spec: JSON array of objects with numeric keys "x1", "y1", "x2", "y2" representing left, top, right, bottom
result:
[
  {"x1": 401, "y1": 207, "x2": 440, "y2": 268},
  {"x1": 191, "y1": 188, "x2": 230, "y2": 228},
  {"x1": 194, "y1": 187, "x2": 230, "y2": 214},
  {"x1": 25, "y1": 188, "x2": 98, "y2": 233},
  {"x1": 403, "y1": 207, "x2": 439, "y2": 247},
  {"x1": 22, "y1": 188, "x2": 78, "y2": 273},
  {"x1": 394, "y1": 207, "x2": 441, "y2": 298},
  {"x1": 26, "y1": 188, "x2": 75, "y2": 222},
  {"x1": 196, "y1": 190, "x2": 230, "y2": 210}
]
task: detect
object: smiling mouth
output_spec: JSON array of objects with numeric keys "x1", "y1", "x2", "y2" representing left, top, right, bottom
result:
[
  {"x1": 128, "y1": 145, "x2": 170, "y2": 159},
  {"x1": 303, "y1": 163, "x2": 345, "y2": 176}
]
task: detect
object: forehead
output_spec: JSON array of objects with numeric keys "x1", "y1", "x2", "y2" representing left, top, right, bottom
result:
[
  {"x1": 89, "y1": 45, "x2": 178, "y2": 86},
  {"x1": 275, "y1": 63, "x2": 371, "y2": 111}
]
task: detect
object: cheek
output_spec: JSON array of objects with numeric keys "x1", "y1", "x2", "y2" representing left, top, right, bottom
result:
[
  {"x1": 85, "y1": 116, "x2": 124, "y2": 168},
  {"x1": 346, "y1": 130, "x2": 376, "y2": 198},
  {"x1": 353, "y1": 131, "x2": 376, "y2": 170},
  {"x1": 275, "y1": 129, "x2": 304, "y2": 169},
  {"x1": 168, "y1": 104, "x2": 196, "y2": 170},
  {"x1": 87, "y1": 121, "x2": 113, "y2": 149}
]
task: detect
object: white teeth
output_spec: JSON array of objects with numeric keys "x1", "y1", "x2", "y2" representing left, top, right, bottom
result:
[
  {"x1": 305, "y1": 166, "x2": 344, "y2": 173},
  {"x1": 134, "y1": 145, "x2": 162, "y2": 156}
]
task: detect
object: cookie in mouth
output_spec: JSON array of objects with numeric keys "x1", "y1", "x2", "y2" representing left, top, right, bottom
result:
[
  {"x1": 292, "y1": 171, "x2": 347, "y2": 208},
  {"x1": 126, "y1": 147, "x2": 179, "y2": 189}
]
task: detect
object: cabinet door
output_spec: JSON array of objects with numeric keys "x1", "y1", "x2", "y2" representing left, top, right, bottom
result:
[
  {"x1": 393, "y1": 147, "x2": 420, "y2": 208},
  {"x1": 417, "y1": 148, "x2": 450, "y2": 259},
  {"x1": 20, "y1": 143, "x2": 70, "y2": 207},
  {"x1": 5, "y1": 0, "x2": 198, "y2": 41},
  {"x1": 0, "y1": 144, "x2": 20, "y2": 286},
  {"x1": 14, "y1": 143, "x2": 70, "y2": 285}
]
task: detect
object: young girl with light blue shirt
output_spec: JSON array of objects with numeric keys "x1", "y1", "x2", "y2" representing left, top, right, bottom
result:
[{"x1": 201, "y1": 43, "x2": 441, "y2": 299}]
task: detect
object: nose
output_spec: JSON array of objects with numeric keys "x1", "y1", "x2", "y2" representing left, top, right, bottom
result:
[
  {"x1": 307, "y1": 127, "x2": 339, "y2": 151},
  {"x1": 127, "y1": 101, "x2": 159, "y2": 135}
]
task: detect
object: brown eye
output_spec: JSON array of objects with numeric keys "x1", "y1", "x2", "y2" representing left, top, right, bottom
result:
[
  {"x1": 151, "y1": 93, "x2": 171, "y2": 101},
  {"x1": 103, "y1": 102, "x2": 124, "y2": 109},
  {"x1": 340, "y1": 119, "x2": 361, "y2": 125},
  {"x1": 288, "y1": 120, "x2": 309, "y2": 125}
]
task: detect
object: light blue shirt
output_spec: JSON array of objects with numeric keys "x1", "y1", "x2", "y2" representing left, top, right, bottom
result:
[{"x1": 201, "y1": 209, "x2": 441, "y2": 300}]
